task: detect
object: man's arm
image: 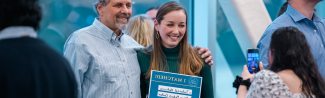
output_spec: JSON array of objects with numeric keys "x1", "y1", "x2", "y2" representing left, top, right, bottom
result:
[
  {"x1": 257, "y1": 29, "x2": 277, "y2": 68},
  {"x1": 196, "y1": 46, "x2": 213, "y2": 66},
  {"x1": 64, "y1": 43, "x2": 90, "y2": 98}
]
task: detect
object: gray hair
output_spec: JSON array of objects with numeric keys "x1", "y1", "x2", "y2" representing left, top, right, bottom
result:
[{"x1": 93, "y1": 0, "x2": 110, "y2": 14}]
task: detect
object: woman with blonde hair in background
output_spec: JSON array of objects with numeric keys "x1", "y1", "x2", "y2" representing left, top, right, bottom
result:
[{"x1": 125, "y1": 14, "x2": 154, "y2": 47}]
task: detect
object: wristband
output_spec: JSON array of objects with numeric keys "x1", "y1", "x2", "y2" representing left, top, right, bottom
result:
[{"x1": 233, "y1": 76, "x2": 251, "y2": 94}]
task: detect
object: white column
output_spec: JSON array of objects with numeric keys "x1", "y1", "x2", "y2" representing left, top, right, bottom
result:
[{"x1": 219, "y1": 0, "x2": 272, "y2": 53}]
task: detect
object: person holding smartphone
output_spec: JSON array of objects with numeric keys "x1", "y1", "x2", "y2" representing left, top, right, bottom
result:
[
  {"x1": 237, "y1": 27, "x2": 325, "y2": 98},
  {"x1": 136, "y1": 1, "x2": 214, "y2": 98}
]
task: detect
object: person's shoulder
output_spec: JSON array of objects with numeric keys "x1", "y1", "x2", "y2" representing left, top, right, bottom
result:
[
  {"x1": 247, "y1": 70, "x2": 290, "y2": 97},
  {"x1": 73, "y1": 25, "x2": 96, "y2": 35},
  {"x1": 11, "y1": 38, "x2": 68, "y2": 62},
  {"x1": 273, "y1": 12, "x2": 294, "y2": 25},
  {"x1": 121, "y1": 34, "x2": 144, "y2": 48},
  {"x1": 65, "y1": 26, "x2": 97, "y2": 46},
  {"x1": 121, "y1": 34, "x2": 138, "y2": 44},
  {"x1": 80, "y1": 23, "x2": 100, "y2": 32},
  {"x1": 200, "y1": 62, "x2": 211, "y2": 74},
  {"x1": 266, "y1": 13, "x2": 295, "y2": 31},
  {"x1": 201, "y1": 59, "x2": 210, "y2": 68},
  {"x1": 0, "y1": 38, "x2": 51, "y2": 50},
  {"x1": 136, "y1": 50, "x2": 151, "y2": 69},
  {"x1": 258, "y1": 13, "x2": 294, "y2": 45},
  {"x1": 255, "y1": 70, "x2": 276, "y2": 77},
  {"x1": 254, "y1": 70, "x2": 282, "y2": 83},
  {"x1": 137, "y1": 50, "x2": 150, "y2": 59},
  {"x1": 136, "y1": 45, "x2": 153, "y2": 59}
]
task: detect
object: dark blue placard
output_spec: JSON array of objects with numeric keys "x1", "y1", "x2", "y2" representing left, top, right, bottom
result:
[{"x1": 148, "y1": 70, "x2": 202, "y2": 98}]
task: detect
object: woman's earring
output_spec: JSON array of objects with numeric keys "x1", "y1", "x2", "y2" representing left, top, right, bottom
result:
[{"x1": 156, "y1": 31, "x2": 160, "y2": 39}]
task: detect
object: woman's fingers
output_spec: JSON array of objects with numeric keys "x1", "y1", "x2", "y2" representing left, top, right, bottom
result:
[{"x1": 259, "y1": 62, "x2": 265, "y2": 70}]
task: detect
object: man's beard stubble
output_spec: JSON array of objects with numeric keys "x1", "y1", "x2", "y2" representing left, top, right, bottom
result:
[{"x1": 115, "y1": 13, "x2": 130, "y2": 30}]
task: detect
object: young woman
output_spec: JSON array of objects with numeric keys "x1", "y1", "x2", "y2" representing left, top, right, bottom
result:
[
  {"x1": 238, "y1": 27, "x2": 325, "y2": 98},
  {"x1": 137, "y1": 1, "x2": 214, "y2": 98},
  {"x1": 125, "y1": 14, "x2": 154, "y2": 47}
]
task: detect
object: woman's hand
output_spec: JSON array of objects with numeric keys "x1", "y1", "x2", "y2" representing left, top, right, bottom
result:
[
  {"x1": 241, "y1": 62, "x2": 264, "y2": 82},
  {"x1": 237, "y1": 62, "x2": 264, "y2": 98}
]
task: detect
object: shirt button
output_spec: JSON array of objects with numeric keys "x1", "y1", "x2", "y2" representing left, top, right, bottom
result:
[
  {"x1": 314, "y1": 30, "x2": 317, "y2": 32},
  {"x1": 131, "y1": 92, "x2": 133, "y2": 94},
  {"x1": 123, "y1": 60, "x2": 125, "y2": 63},
  {"x1": 117, "y1": 46, "x2": 119, "y2": 48},
  {"x1": 108, "y1": 39, "x2": 110, "y2": 41},
  {"x1": 321, "y1": 45, "x2": 323, "y2": 47},
  {"x1": 127, "y1": 76, "x2": 130, "y2": 78}
]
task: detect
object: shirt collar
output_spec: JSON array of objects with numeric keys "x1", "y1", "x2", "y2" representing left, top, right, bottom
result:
[
  {"x1": 92, "y1": 18, "x2": 124, "y2": 41},
  {"x1": 0, "y1": 26, "x2": 37, "y2": 40},
  {"x1": 312, "y1": 13, "x2": 322, "y2": 22},
  {"x1": 286, "y1": 4, "x2": 321, "y2": 22}
]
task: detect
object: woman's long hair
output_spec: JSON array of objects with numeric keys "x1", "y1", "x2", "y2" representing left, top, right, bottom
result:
[
  {"x1": 269, "y1": 27, "x2": 325, "y2": 98},
  {"x1": 145, "y1": 1, "x2": 203, "y2": 79},
  {"x1": 125, "y1": 14, "x2": 154, "y2": 47}
]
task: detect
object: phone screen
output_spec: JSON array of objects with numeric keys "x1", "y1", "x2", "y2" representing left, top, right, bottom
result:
[{"x1": 247, "y1": 49, "x2": 260, "y2": 74}]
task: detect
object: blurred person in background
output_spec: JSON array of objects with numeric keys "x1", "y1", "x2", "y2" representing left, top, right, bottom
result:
[
  {"x1": 0, "y1": 0, "x2": 77, "y2": 98},
  {"x1": 238, "y1": 27, "x2": 325, "y2": 98},
  {"x1": 257, "y1": 0, "x2": 325, "y2": 79},
  {"x1": 146, "y1": 6, "x2": 159, "y2": 20},
  {"x1": 137, "y1": 1, "x2": 214, "y2": 98},
  {"x1": 38, "y1": 0, "x2": 74, "y2": 54},
  {"x1": 125, "y1": 14, "x2": 154, "y2": 47},
  {"x1": 64, "y1": 0, "x2": 213, "y2": 98}
]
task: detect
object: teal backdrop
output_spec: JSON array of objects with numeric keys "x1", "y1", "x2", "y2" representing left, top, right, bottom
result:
[{"x1": 37, "y1": 0, "x2": 325, "y2": 98}]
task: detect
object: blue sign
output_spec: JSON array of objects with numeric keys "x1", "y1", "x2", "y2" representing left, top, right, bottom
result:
[{"x1": 148, "y1": 70, "x2": 202, "y2": 98}]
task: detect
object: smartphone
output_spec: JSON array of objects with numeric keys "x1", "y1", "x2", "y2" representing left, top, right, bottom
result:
[{"x1": 247, "y1": 49, "x2": 260, "y2": 74}]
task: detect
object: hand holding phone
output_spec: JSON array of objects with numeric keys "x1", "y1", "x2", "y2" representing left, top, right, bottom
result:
[{"x1": 247, "y1": 49, "x2": 260, "y2": 74}]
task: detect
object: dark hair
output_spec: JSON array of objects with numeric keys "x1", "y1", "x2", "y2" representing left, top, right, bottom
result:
[
  {"x1": 0, "y1": 0, "x2": 42, "y2": 31},
  {"x1": 147, "y1": 6, "x2": 159, "y2": 12},
  {"x1": 278, "y1": 2, "x2": 288, "y2": 17},
  {"x1": 269, "y1": 27, "x2": 325, "y2": 98}
]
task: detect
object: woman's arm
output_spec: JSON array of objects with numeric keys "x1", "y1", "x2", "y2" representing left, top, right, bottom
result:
[
  {"x1": 237, "y1": 85, "x2": 248, "y2": 98},
  {"x1": 200, "y1": 63, "x2": 214, "y2": 98},
  {"x1": 237, "y1": 65, "x2": 252, "y2": 98},
  {"x1": 237, "y1": 62, "x2": 264, "y2": 98}
]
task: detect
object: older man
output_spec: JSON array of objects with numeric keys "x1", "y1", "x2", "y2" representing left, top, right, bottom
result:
[
  {"x1": 257, "y1": 0, "x2": 325, "y2": 79},
  {"x1": 63, "y1": 0, "x2": 213, "y2": 98}
]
